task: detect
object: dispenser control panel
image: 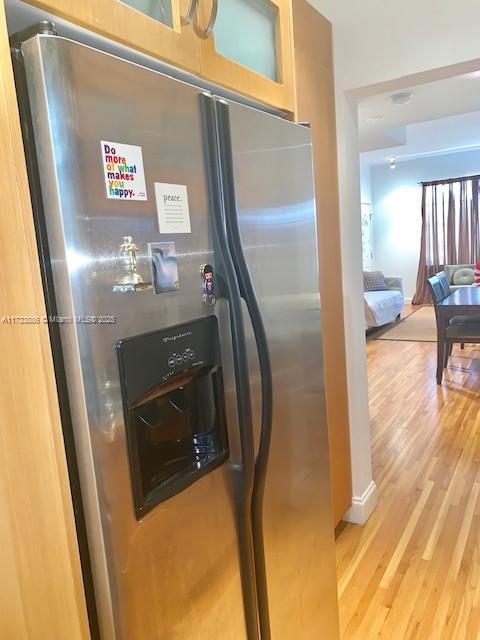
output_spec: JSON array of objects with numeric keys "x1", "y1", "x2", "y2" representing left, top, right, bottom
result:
[{"x1": 117, "y1": 316, "x2": 221, "y2": 406}]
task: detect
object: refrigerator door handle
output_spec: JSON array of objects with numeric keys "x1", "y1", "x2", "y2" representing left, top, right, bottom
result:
[
  {"x1": 215, "y1": 98, "x2": 273, "y2": 640},
  {"x1": 199, "y1": 93, "x2": 260, "y2": 640}
]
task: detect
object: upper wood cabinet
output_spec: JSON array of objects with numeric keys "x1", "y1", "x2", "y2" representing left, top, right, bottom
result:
[
  {"x1": 195, "y1": 0, "x2": 295, "y2": 112},
  {"x1": 25, "y1": 0, "x2": 295, "y2": 112},
  {"x1": 29, "y1": 0, "x2": 201, "y2": 72}
]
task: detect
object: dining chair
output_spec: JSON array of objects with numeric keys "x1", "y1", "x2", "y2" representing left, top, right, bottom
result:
[
  {"x1": 426, "y1": 274, "x2": 480, "y2": 383},
  {"x1": 434, "y1": 270, "x2": 480, "y2": 335},
  {"x1": 437, "y1": 271, "x2": 451, "y2": 299}
]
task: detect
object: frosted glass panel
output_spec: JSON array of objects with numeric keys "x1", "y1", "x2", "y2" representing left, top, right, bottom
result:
[
  {"x1": 121, "y1": 0, "x2": 173, "y2": 28},
  {"x1": 214, "y1": 0, "x2": 278, "y2": 81}
]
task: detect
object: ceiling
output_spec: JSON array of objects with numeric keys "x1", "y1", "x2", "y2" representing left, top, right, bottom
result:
[{"x1": 359, "y1": 72, "x2": 480, "y2": 166}]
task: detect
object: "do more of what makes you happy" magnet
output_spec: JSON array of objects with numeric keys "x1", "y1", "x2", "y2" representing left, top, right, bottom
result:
[{"x1": 101, "y1": 140, "x2": 147, "y2": 201}]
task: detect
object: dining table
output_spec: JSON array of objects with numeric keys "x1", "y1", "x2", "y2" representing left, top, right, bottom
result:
[{"x1": 436, "y1": 286, "x2": 480, "y2": 383}]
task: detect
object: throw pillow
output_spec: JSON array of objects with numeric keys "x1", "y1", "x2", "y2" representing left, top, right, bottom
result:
[
  {"x1": 363, "y1": 270, "x2": 388, "y2": 292},
  {"x1": 453, "y1": 267, "x2": 474, "y2": 286}
]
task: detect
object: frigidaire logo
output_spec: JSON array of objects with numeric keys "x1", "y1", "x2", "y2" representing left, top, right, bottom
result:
[{"x1": 162, "y1": 331, "x2": 192, "y2": 343}]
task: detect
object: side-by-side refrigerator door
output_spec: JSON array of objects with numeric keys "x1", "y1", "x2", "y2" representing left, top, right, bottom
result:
[
  {"x1": 214, "y1": 98, "x2": 341, "y2": 640},
  {"x1": 18, "y1": 34, "x2": 250, "y2": 640}
]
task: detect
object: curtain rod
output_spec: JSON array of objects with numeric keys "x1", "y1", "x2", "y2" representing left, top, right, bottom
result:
[{"x1": 419, "y1": 174, "x2": 480, "y2": 186}]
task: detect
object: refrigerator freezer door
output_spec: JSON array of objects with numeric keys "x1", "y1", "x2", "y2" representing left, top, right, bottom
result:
[
  {"x1": 21, "y1": 35, "x2": 247, "y2": 640},
  {"x1": 222, "y1": 100, "x2": 341, "y2": 639}
]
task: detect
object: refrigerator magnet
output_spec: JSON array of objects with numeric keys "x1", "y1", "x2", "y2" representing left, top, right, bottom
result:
[
  {"x1": 148, "y1": 242, "x2": 180, "y2": 294},
  {"x1": 201, "y1": 264, "x2": 216, "y2": 306},
  {"x1": 154, "y1": 182, "x2": 191, "y2": 234},
  {"x1": 101, "y1": 141, "x2": 147, "y2": 201}
]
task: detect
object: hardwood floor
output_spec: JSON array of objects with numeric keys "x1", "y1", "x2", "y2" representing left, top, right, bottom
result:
[{"x1": 336, "y1": 333, "x2": 480, "y2": 639}]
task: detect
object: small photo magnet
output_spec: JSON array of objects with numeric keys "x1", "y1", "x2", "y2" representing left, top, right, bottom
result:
[{"x1": 148, "y1": 242, "x2": 179, "y2": 294}]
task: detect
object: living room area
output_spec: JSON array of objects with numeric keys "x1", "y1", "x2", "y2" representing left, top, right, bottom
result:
[
  {"x1": 308, "y1": 0, "x2": 480, "y2": 635},
  {"x1": 336, "y1": 58, "x2": 480, "y2": 637},
  {"x1": 360, "y1": 72, "x2": 480, "y2": 349}
]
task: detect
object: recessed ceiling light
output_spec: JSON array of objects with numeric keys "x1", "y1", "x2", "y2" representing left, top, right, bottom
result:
[{"x1": 391, "y1": 92, "x2": 414, "y2": 105}]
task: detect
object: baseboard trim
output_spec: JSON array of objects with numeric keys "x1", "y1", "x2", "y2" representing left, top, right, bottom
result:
[{"x1": 343, "y1": 480, "x2": 378, "y2": 526}]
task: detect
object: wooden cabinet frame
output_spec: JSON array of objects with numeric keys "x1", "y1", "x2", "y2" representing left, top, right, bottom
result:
[
  {"x1": 25, "y1": 0, "x2": 296, "y2": 112},
  {"x1": 28, "y1": 0, "x2": 200, "y2": 72},
  {"x1": 293, "y1": 0, "x2": 352, "y2": 525},
  {"x1": 0, "y1": 1, "x2": 90, "y2": 636}
]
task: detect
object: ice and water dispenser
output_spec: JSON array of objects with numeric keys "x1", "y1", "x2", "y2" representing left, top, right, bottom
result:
[{"x1": 117, "y1": 316, "x2": 229, "y2": 518}]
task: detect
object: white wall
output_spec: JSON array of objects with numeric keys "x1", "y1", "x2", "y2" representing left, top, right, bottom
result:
[
  {"x1": 310, "y1": 0, "x2": 480, "y2": 524},
  {"x1": 311, "y1": 0, "x2": 480, "y2": 92},
  {"x1": 370, "y1": 149, "x2": 480, "y2": 299},
  {"x1": 335, "y1": 96, "x2": 375, "y2": 524}
]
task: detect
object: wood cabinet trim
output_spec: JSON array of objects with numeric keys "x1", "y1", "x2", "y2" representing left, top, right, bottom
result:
[
  {"x1": 293, "y1": 0, "x2": 353, "y2": 525},
  {"x1": 0, "y1": 0, "x2": 90, "y2": 636}
]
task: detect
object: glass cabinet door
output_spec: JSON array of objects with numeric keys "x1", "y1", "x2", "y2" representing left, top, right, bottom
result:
[
  {"x1": 196, "y1": 0, "x2": 295, "y2": 112},
  {"x1": 214, "y1": 0, "x2": 278, "y2": 81},
  {"x1": 121, "y1": 0, "x2": 176, "y2": 28},
  {"x1": 27, "y1": 0, "x2": 201, "y2": 74}
]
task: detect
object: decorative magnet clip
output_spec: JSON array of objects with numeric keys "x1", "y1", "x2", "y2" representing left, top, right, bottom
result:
[{"x1": 201, "y1": 264, "x2": 216, "y2": 306}]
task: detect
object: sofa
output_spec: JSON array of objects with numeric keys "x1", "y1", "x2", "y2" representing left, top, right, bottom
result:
[
  {"x1": 364, "y1": 274, "x2": 405, "y2": 329},
  {"x1": 444, "y1": 264, "x2": 475, "y2": 291}
]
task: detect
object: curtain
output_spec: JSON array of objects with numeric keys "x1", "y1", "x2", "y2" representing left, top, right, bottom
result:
[{"x1": 412, "y1": 175, "x2": 480, "y2": 304}]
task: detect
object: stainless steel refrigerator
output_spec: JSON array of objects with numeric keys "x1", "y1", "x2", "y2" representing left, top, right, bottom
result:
[{"x1": 13, "y1": 29, "x2": 339, "y2": 640}]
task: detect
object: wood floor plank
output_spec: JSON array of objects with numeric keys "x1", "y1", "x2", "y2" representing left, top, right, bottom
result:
[
  {"x1": 451, "y1": 483, "x2": 480, "y2": 579},
  {"x1": 336, "y1": 335, "x2": 480, "y2": 639},
  {"x1": 379, "y1": 480, "x2": 434, "y2": 589}
]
